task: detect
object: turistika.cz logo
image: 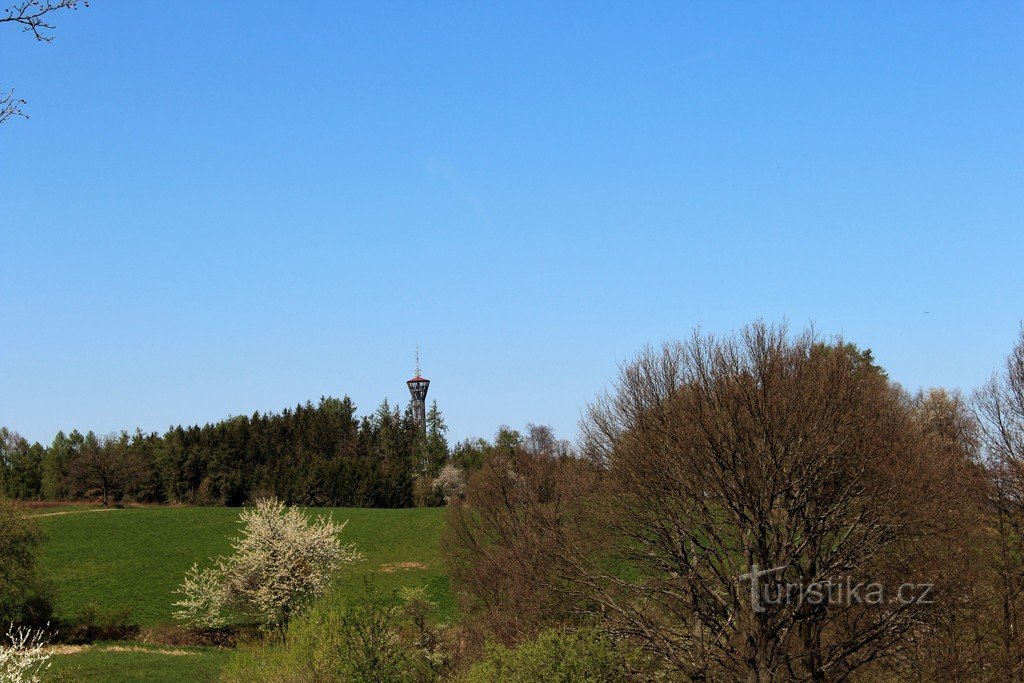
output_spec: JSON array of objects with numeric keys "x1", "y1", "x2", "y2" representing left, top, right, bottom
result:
[{"x1": 738, "y1": 564, "x2": 935, "y2": 614}]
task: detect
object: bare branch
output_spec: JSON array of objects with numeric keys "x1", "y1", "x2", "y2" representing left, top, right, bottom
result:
[{"x1": 1, "y1": 0, "x2": 87, "y2": 42}]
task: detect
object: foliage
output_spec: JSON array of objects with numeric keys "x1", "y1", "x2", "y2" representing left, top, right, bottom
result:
[
  {"x1": 170, "y1": 564, "x2": 227, "y2": 630},
  {"x1": 67, "y1": 432, "x2": 149, "y2": 507},
  {"x1": 224, "y1": 581, "x2": 447, "y2": 683},
  {"x1": 63, "y1": 599, "x2": 139, "y2": 643},
  {"x1": 2, "y1": 395, "x2": 451, "y2": 508},
  {"x1": 0, "y1": 499, "x2": 52, "y2": 627},
  {"x1": 423, "y1": 401, "x2": 449, "y2": 476},
  {"x1": 174, "y1": 499, "x2": 361, "y2": 631},
  {"x1": 0, "y1": 430, "x2": 42, "y2": 501},
  {"x1": 432, "y1": 464, "x2": 464, "y2": 504},
  {"x1": 462, "y1": 627, "x2": 638, "y2": 683},
  {"x1": 37, "y1": 506, "x2": 450, "y2": 628}
]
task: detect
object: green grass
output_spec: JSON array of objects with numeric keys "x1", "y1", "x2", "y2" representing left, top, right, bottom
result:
[
  {"x1": 19, "y1": 503, "x2": 107, "y2": 516},
  {"x1": 38, "y1": 506, "x2": 452, "y2": 627},
  {"x1": 45, "y1": 643, "x2": 231, "y2": 682}
]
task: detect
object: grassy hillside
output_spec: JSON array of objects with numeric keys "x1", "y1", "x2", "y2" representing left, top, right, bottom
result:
[
  {"x1": 38, "y1": 506, "x2": 452, "y2": 628},
  {"x1": 46, "y1": 643, "x2": 232, "y2": 682}
]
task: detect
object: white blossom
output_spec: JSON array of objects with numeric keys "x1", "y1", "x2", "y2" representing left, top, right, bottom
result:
[
  {"x1": 174, "y1": 498, "x2": 362, "y2": 631},
  {"x1": 0, "y1": 625, "x2": 51, "y2": 683},
  {"x1": 172, "y1": 563, "x2": 228, "y2": 629},
  {"x1": 433, "y1": 464, "x2": 465, "y2": 504}
]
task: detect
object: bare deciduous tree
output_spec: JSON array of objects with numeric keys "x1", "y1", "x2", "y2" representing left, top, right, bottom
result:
[
  {"x1": 566, "y1": 323, "x2": 960, "y2": 682},
  {"x1": 68, "y1": 433, "x2": 147, "y2": 506},
  {"x1": 975, "y1": 326, "x2": 1024, "y2": 678},
  {"x1": 441, "y1": 429, "x2": 599, "y2": 654}
]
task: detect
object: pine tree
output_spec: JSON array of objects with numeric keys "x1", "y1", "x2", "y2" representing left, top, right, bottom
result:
[{"x1": 424, "y1": 400, "x2": 449, "y2": 476}]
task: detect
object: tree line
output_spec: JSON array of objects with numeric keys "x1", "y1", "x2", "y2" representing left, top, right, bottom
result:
[
  {"x1": 442, "y1": 323, "x2": 1024, "y2": 681},
  {"x1": 0, "y1": 396, "x2": 451, "y2": 508}
]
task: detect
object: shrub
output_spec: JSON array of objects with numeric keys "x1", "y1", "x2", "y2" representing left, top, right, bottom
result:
[
  {"x1": 432, "y1": 465, "x2": 464, "y2": 504},
  {"x1": 463, "y1": 627, "x2": 638, "y2": 683},
  {"x1": 64, "y1": 600, "x2": 139, "y2": 643},
  {"x1": 0, "y1": 499, "x2": 53, "y2": 627},
  {"x1": 0, "y1": 625, "x2": 51, "y2": 683},
  {"x1": 223, "y1": 581, "x2": 447, "y2": 683},
  {"x1": 174, "y1": 498, "x2": 361, "y2": 632}
]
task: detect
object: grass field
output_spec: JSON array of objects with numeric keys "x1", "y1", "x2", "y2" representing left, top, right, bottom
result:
[
  {"x1": 36, "y1": 506, "x2": 451, "y2": 681},
  {"x1": 46, "y1": 643, "x2": 232, "y2": 682}
]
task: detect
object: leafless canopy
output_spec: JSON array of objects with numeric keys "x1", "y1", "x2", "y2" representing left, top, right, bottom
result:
[{"x1": 571, "y1": 323, "x2": 958, "y2": 681}]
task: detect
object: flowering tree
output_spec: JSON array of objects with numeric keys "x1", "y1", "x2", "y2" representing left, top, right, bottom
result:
[
  {"x1": 174, "y1": 498, "x2": 362, "y2": 631},
  {"x1": 0, "y1": 625, "x2": 51, "y2": 683},
  {"x1": 433, "y1": 464, "x2": 465, "y2": 504}
]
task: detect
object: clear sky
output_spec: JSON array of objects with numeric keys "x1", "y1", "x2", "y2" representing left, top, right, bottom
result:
[{"x1": 2, "y1": 2, "x2": 1022, "y2": 447}]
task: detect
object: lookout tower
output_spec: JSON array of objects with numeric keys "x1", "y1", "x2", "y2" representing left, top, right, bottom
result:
[{"x1": 407, "y1": 348, "x2": 430, "y2": 434}]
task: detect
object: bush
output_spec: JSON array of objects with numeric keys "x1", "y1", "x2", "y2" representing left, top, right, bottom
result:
[
  {"x1": 0, "y1": 625, "x2": 52, "y2": 683},
  {"x1": 63, "y1": 600, "x2": 139, "y2": 643},
  {"x1": 432, "y1": 465, "x2": 464, "y2": 504},
  {"x1": 463, "y1": 627, "x2": 639, "y2": 683},
  {"x1": 223, "y1": 580, "x2": 447, "y2": 683},
  {"x1": 174, "y1": 498, "x2": 361, "y2": 632},
  {"x1": 0, "y1": 498, "x2": 53, "y2": 627}
]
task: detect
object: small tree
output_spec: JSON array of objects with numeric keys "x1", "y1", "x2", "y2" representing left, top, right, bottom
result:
[
  {"x1": 174, "y1": 498, "x2": 361, "y2": 632},
  {"x1": 0, "y1": 499, "x2": 52, "y2": 627},
  {"x1": 432, "y1": 464, "x2": 465, "y2": 504}
]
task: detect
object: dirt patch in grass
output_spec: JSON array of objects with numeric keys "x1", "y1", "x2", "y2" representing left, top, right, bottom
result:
[
  {"x1": 35, "y1": 508, "x2": 118, "y2": 518},
  {"x1": 104, "y1": 645, "x2": 197, "y2": 656},
  {"x1": 48, "y1": 644, "x2": 199, "y2": 656},
  {"x1": 379, "y1": 561, "x2": 428, "y2": 573}
]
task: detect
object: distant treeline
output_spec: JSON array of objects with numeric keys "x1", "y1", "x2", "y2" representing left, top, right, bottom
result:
[{"x1": 0, "y1": 396, "x2": 454, "y2": 507}]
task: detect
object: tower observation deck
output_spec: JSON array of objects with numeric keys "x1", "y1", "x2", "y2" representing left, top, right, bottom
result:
[{"x1": 407, "y1": 349, "x2": 429, "y2": 434}]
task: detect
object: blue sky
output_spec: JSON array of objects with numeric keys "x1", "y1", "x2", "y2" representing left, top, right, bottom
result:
[{"x1": 2, "y1": 2, "x2": 1022, "y2": 446}]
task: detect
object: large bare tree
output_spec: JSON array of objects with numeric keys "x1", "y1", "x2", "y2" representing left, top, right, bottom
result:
[
  {"x1": 975, "y1": 327, "x2": 1024, "y2": 678},
  {"x1": 1, "y1": 0, "x2": 87, "y2": 124},
  {"x1": 567, "y1": 323, "x2": 960, "y2": 681},
  {"x1": 68, "y1": 432, "x2": 147, "y2": 506}
]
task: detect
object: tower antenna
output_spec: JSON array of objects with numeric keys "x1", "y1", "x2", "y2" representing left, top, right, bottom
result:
[{"x1": 407, "y1": 347, "x2": 430, "y2": 438}]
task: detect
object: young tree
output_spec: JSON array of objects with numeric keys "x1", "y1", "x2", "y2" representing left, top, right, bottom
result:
[
  {"x1": 433, "y1": 463, "x2": 465, "y2": 504},
  {"x1": 40, "y1": 430, "x2": 81, "y2": 500},
  {"x1": 174, "y1": 498, "x2": 362, "y2": 632},
  {"x1": 423, "y1": 400, "x2": 449, "y2": 476}
]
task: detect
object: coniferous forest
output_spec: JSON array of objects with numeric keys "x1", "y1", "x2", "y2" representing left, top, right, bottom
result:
[{"x1": 0, "y1": 397, "x2": 452, "y2": 508}]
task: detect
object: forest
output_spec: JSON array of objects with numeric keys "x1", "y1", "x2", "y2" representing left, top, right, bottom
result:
[{"x1": 0, "y1": 396, "x2": 455, "y2": 508}]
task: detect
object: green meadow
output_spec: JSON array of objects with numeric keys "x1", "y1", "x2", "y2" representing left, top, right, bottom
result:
[{"x1": 35, "y1": 506, "x2": 451, "y2": 681}]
